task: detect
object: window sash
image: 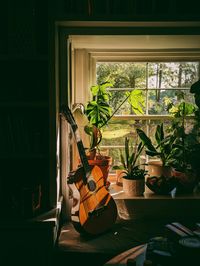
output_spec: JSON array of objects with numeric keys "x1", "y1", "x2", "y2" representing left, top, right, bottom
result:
[{"x1": 95, "y1": 59, "x2": 199, "y2": 160}]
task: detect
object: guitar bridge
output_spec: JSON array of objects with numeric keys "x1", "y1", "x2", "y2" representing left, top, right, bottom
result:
[{"x1": 88, "y1": 205, "x2": 107, "y2": 217}]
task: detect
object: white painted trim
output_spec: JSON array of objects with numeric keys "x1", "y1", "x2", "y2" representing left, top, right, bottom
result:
[
  {"x1": 92, "y1": 51, "x2": 200, "y2": 62},
  {"x1": 72, "y1": 49, "x2": 91, "y2": 169},
  {"x1": 71, "y1": 35, "x2": 200, "y2": 50}
]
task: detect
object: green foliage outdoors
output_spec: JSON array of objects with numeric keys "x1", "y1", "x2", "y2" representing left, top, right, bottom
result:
[{"x1": 96, "y1": 61, "x2": 199, "y2": 167}]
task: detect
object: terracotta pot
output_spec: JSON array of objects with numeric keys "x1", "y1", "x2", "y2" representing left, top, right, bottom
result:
[
  {"x1": 116, "y1": 170, "x2": 124, "y2": 186},
  {"x1": 123, "y1": 178, "x2": 144, "y2": 197}
]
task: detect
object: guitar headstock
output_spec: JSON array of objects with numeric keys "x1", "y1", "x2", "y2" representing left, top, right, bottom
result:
[{"x1": 60, "y1": 104, "x2": 76, "y2": 126}]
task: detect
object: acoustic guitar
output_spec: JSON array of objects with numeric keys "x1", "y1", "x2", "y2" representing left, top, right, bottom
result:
[{"x1": 61, "y1": 105, "x2": 118, "y2": 235}]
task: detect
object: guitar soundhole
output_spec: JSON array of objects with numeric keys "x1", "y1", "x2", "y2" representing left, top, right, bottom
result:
[{"x1": 87, "y1": 180, "x2": 96, "y2": 191}]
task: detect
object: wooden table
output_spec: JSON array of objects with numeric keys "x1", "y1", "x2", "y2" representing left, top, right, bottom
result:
[{"x1": 103, "y1": 244, "x2": 147, "y2": 266}]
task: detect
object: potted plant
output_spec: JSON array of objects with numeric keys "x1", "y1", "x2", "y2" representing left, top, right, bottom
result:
[
  {"x1": 189, "y1": 79, "x2": 200, "y2": 193},
  {"x1": 84, "y1": 81, "x2": 145, "y2": 186},
  {"x1": 113, "y1": 136, "x2": 147, "y2": 196},
  {"x1": 83, "y1": 82, "x2": 113, "y2": 186},
  {"x1": 166, "y1": 88, "x2": 199, "y2": 194},
  {"x1": 136, "y1": 123, "x2": 179, "y2": 194},
  {"x1": 136, "y1": 123, "x2": 181, "y2": 169}
]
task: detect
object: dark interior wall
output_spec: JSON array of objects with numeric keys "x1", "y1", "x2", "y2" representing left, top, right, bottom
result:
[
  {"x1": 0, "y1": 1, "x2": 199, "y2": 266},
  {"x1": 1, "y1": 0, "x2": 200, "y2": 220},
  {"x1": 0, "y1": 0, "x2": 50, "y2": 219},
  {"x1": 52, "y1": 0, "x2": 200, "y2": 21}
]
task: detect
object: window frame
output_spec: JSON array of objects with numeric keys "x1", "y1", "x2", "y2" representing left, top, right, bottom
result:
[
  {"x1": 72, "y1": 48, "x2": 200, "y2": 174},
  {"x1": 56, "y1": 23, "x2": 200, "y2": 217}
]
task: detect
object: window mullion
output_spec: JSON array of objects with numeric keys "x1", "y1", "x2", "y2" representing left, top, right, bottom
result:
[{"x1": 146, "y1": 62, "x2": 150, "y2": 143}]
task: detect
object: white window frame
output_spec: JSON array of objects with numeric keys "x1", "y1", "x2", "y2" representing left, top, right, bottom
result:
[{"x1": 71, "y1": 36, "x2": 200, "y2": 172}]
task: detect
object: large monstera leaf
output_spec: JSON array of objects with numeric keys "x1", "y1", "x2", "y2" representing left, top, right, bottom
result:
[
  {"x1": 85, "y1": 100, "x2": 111, "y2": 128},
  {"x1": 127, "y1": 89, "x2": 145, "y2": 115}
]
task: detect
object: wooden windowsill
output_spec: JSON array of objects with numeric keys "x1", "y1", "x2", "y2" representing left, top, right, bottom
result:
[
  {"x1": 109, "y1": 182, "x2": 200, "y2": 200},
  {"x1": 108, "y1": 183, "x2": 200, "y2": 221}
]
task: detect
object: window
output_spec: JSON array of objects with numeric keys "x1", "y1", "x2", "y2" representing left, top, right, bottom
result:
[
  {"x1": 71, "y1": 35, "x2": 200, "y2": 178},
  {"x1": 55, "y1": 21, "x2": 200, "y2": 224},
  {"x1": 97, "y1": 61, "x2": 199, "y2": 171}
]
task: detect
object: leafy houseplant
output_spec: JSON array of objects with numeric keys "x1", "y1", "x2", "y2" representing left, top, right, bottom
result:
[
  {"x1": 189, "y1": 79, "x2": 200, "y2": 178},
  {"x1": 136, "y1": 123, "x2": 180, "y2": 168},
  {"x1": 167, "y1": 90, "x2": 199, "y2": 193},
  {"x1": 84, "y1": 81, "x2": 145, "y2": 186},
  {"x1": 136, "y1": 123, "x2": 180, "y2": 194},
  {"x1": 84, "y1": 82, "x2": 145, "y2": 158},
  {"x1": 167, "y1": 97, "x2": 196, "y2": 171},
  {"x1": 113, "y1": 137, "x2": 146, "y2": 179},
  {"x1": 84, "y1": 82, "x2": 113, "y2": 159},
  {"x1": 113, "y1": 137, "x2": 147, "y2": 196}
]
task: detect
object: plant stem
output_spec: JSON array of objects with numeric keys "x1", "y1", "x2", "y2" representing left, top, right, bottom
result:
[
  {"x1": 182, "y1": 101, "x2": 186, "y2": 168},
  {"x1": 100, "y1": 93, "x2": 131, "y2": 129}
]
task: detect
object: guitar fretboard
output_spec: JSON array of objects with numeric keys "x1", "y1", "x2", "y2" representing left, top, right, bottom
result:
[
  {"x1": 61, "y1": 106, "x2": 91, "y2": 183},
  {"x1": 74, "y1": 131, "x2": 91, "y2": 178}
]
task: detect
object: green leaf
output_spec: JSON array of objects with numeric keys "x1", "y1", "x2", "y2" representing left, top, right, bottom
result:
[
  {"x1": 146, "y1": 150, "x2": 161, "y2": 157},
  {"x1": 137, "y1": 141, "x2": 143, "y2": 153},
  {"x1": 120, "y1": 153, "x2": 126, "y2": 169},
  {"x1": 136, "y1": 128, "x2": 157, "y2": 153},
  {"x1": 155, "y1": 124, "x2": 161, "y2": 144},
  {"x1": 112, "y1": 165, "x2": 124, "y2": 170},
  {"x1": 128, "y1": 152, "x2": 135, "y2": 168},
  {"x1": 84, "y1": 125, "x2": 93, "y2": 136},
  {"x1": 99, "y1": 82, "x2": 113, "y2": 92},
  {"x1": 128, "y1": 90, "x2": 145, "y2": 115},
  {"x1": 91, "y1": 85, "x2": 99, "y2": 96},
  {"x1": 155, "y1": 124, "x2": 164, "y2": 145},
  {"x1": 125, "y1": 137, "x2": 129, "y2": 168}
]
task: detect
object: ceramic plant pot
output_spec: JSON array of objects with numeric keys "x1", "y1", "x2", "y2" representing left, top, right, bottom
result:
[
  {"x1": 146, "y1": 160, "x2": 172, "y2": 178},
  {"x1": 123, "y1": 178, "x2": 144, "y2": 197}
]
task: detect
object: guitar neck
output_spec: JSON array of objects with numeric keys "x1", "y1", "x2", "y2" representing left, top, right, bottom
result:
[
  {"x1": 61, "y1": 105, "x2": 91, "y2": 183},
  {"x1": 71, "y1": 125, "x2": 91, "y2": 181}
]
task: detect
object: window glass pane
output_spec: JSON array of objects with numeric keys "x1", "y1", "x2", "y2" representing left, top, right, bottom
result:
[
  {"x1": 96, "y1": 60, "x2": 199, "y2": 176},
  {"x1": 109, "y1": 89, "x2": 146, "y2": 115},
  {"x1": 148, "y1": 89, "x2": 195, "y2": 115},
  {"x1": 101, "y1": 120, "x2": 147, "y2": 166},
  {"x1": 101, "y1": 120, "x2": 146, "y2": 146},
  {"x1": 96, "y1": 62, "x2": 146, "y2": 88},
  {"x1": 148, "y1": 62, "x2": 199, "y2": 89}
]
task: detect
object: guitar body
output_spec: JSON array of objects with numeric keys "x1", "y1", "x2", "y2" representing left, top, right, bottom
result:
[{"x1": 68, "y1": 165, "x2": 118, "y2": 235}]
